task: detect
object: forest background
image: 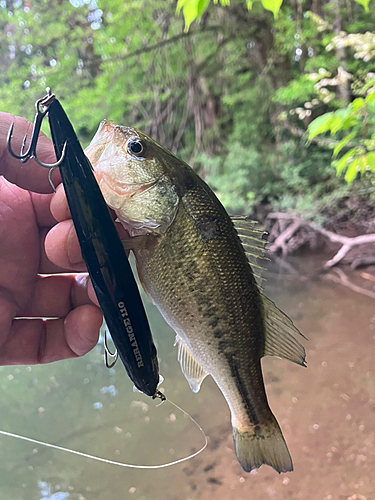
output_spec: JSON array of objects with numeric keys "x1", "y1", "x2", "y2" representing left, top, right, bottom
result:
[{"x1": 1, "y1": 0, "x2": 375, "y2": 238}]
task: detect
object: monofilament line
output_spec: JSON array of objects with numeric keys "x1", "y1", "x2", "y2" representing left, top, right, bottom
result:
[{"x1": 0, "y1": 399, "x2": 207, "y2": 470}]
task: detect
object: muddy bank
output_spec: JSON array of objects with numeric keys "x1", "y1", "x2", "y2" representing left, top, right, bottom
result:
[
  {"x1": 257, "y1": 201, "x2": 375, "y2": 276},
  {"x1": 250, "y1": 197, "x2": 375, "y2": 269}
]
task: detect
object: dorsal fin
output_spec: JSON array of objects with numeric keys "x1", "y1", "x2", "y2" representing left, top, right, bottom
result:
[
  {"x1": 175, "y1": 336, "x2": 208, "y2": 393},
  {"x1": 261, "y1": 294, "x2": 307, "y2": 367},
  {"x1": 231, "y1": 216, "x2": 268, "y2": 287}
]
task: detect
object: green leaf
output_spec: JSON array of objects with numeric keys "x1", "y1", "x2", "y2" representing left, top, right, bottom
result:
[
  {"x1": 341, "y1": 115, "x2": 358, "y2": 130},
  {"x1": 246, "y1": 0, "x2": 253, "y2": 9},
  {"x1": 176, "y1": 0, "x2": 185, "y2": 14},
  {"x1": 308, "y1": 112, "x2": 333, "y2": 139},
  {"x1": 330, "y1": 115, "x2": 343, "y2": 135},
  {"x1": 332, "y1": 131, "x2": 357, "y2": 159},
  {"x1": 335, "y1": 148, "x2": 356, "y2": 176},
  {"x1": 177, "y1": 0, "x2": 199, "y2": 31},
  {"x1": 260, "y1": 0, "x2": 283, "y2": 17},
  {"x1": 365, "y1": 91, "x2": 375, "y2": 103},
  {"x1": 334, "y1": 107, "x2": 351, "y2": 119},
  {"x1": 351, "y1": 98, "x2": 365, "y2": 111},
  {"x1": 197, "y1": 0, "x2": 211, "y2": 15},
  {"x1": 357, "y1": 155, "x2": 368, "y2": 173},
  {"x1": 361, "y1": 77, "x2": 375, "y2": 93},
  {"x1": 353, "y1": 0, "x2": 370, "y2": 11},
  {"x1": 344, "y1": 158, "x2": 359, "y2": 183},
  {"x1": 366, "y1": 152, "x2": 375, "y2": 172}
]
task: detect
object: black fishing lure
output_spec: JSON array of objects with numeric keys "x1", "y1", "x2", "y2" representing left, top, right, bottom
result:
[{"x1": 8, "y1": 91, "x2": 163, "y2": 399}]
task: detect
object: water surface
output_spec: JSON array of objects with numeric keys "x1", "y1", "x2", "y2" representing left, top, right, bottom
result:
[{"x1": 0, "y1": 256, "x2": 374, "y2": 500}]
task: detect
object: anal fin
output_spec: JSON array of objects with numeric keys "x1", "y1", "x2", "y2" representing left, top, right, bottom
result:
[
  {"x1": 175, "y1": 337, "x2": 208, "y2": 393},
  {"x1": 261, "y1": 294, "x2": 307, "y2": 367}
]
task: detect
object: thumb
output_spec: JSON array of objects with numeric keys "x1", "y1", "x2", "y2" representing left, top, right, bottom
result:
[{"x1": 0, "y1": 113, "x2": 61, "y2": 194}]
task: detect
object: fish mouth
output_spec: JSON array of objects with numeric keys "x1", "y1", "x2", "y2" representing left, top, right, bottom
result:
[
  {"x1": 85, "y1": 120, "x2": 116, "y2": 167},
  {"x1": 94, "y1": 171, "x2": 162, "y2": 235},
  {"x1": 95, "y1": 171, "x2": 157, "y2": 199}
]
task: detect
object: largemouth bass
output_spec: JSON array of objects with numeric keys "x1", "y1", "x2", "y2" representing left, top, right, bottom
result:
[{"x1": 85, "y1": 121, "x2": 306, "y2": 474}]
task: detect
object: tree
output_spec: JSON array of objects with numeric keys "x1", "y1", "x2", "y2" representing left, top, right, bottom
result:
[
  {"x1": 1, "y1": 0, "x2": 373, "y2": 219},
  {"x1": 177, "y1": 0, "x2": 372, "y2": 30}
]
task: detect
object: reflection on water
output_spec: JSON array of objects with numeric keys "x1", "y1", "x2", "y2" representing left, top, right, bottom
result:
[{"x1": 0, "y1": 256, "x2": 374, "y2": 500}]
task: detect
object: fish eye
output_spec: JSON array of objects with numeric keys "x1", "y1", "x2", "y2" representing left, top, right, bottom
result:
[{"x1": 127, "y1": 139, "x2": 147, "y2": 157}]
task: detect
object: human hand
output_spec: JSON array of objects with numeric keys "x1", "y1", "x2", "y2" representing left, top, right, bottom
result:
[{"x1": 0, "y1": 113, "x2": 103, "y2": 365}]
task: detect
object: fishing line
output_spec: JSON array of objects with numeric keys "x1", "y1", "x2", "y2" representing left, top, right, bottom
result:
[{"x1": 0, "y1": 398, "x2": 207, "y2": 469}]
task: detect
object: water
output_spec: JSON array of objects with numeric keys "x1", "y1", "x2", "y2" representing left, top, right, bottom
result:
[{"x1": 0, "y1": 256, "x2": 374, "y2": 500}]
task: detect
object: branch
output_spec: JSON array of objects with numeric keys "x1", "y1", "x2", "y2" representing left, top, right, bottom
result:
[
  {"x1": 309, "y1": 223, "x2": 375, "y2": 268},
  {"x1": 266, "y1": 213, "x2": 375, "y2": 269},
  {"x1": 103, "y1": 26, "x2": 221, "y2": 64},
  {"x1": 267, "y1": 218, "x2": 305, "y2": 255},
  {"x1": 268, "y1": 212, "x2": 296, "y2": 219},
  {"x1": 324, "y1": 268, "x2": 375, "y2": 300}
]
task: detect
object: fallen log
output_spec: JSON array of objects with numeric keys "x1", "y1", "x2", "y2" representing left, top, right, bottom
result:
[
  {"x1": 309, "y1": 223, "x2": 375, "y2": 268},
  {"x1": 266, "y1": 212, "x2": 375, "y2": 269},
  {"x1": 267, "y1": 219, "x2": 305, "y2": 256}
]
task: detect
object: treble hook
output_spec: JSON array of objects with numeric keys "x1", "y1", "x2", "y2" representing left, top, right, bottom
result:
[
  {"x1": 104, "y1": 328, "x2": 118, "y2": 369},
  {"x1": 7, "y1": 89, "x2": 67, "y2": 191}
]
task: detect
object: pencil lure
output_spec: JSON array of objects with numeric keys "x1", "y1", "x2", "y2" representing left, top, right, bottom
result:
[
  {"x1": 47, "y1": 100, "x2": 163, "y2": 398},
  {"x1": 7, "y1": 91, "x2": 162, "y2": 399}
]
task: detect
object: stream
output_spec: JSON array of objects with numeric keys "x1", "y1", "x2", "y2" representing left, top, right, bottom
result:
[{"x1": 0, "y1": 256, "x2": 374, "y2": 500}]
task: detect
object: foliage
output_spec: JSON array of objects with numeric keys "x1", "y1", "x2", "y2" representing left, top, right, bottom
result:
[
  {"x1": 0, "y1": 0, "x2": 374, "y2": 221},
  {"x1": 308, "y1": 92, "x2": 375, "y2": 182},
  {"x1": 176, "y1": 0, "x2": 372, "y2": 30},
  {"x1": 306, "y1": 30, "x2": 375, "y2": 183},
  {"x1": 272, "y1": 3, "x2": 375, "y2": 194}
]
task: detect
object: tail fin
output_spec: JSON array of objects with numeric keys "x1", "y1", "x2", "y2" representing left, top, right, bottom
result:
[{"x1": 232, "y1": 419, "x2": 293, "y2": 474}]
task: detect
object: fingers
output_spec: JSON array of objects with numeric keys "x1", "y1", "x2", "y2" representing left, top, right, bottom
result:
[
  {"x1": 50, "y1": 182, "x2": 70, "y2": 222},
  {"x1": 38, "y1": 227, "x2": 72, "y2": 274},
  {"x1": 64, "y1": 305, "x2": 102, "y2": 357},
  {"x1": 50, "y1": 182, "x2": 130, "y2": 239},
  {"x1": 0, "y1": 305, "x2": 102, "y2": 365},
  {"x1": 47, "y1": 183, "x2": 131, "y2": 274},
  {"x1": 0, "y1": 113, "x2": 61, "y2": 194},
  {"x1": 44, "y1": 219, "x2": 86, "y2": 271},
  {"x1": 21, "y1": 274, "x2": 96, "y2": 317},
  {"x1": 30, "y1": 192, "x2": 57, "y2": 227}
]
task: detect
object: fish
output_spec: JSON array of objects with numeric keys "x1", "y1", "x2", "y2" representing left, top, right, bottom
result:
[{"x1": 85, "y1": 120, "x2": 306, "y2": 474}]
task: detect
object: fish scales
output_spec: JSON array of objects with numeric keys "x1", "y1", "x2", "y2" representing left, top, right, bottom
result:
[
  {"x1": 85, "y1": 121, "x2": 306, "y2": 474},
  {"x1": 135, "y1": 184, "x2": 270, "y2": 424}
]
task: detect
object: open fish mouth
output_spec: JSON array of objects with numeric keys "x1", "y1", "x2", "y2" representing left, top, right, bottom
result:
[
  {"x1": 85, "y1": 120, "x2": 116, "y2": 167},
  {"x1": 95, "y1": 171, "x2": 158, "y2": 199},
  {"x1": 85, "y1": 119, "x2": 160, "y2": 209}
]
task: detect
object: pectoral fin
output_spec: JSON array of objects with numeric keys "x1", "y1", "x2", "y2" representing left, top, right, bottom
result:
[
  {"x1": 175, "y1": 337, "x2": 208, "y2": 393},
  {"x1": 231, "y1": 216, "x2": 268, "y2": 288},
  {"x1": 261, "y1": 294, "x2": 307, "y2": 367}
]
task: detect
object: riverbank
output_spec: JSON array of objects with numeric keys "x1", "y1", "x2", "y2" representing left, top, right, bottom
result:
[{"x1": 254, "y1": 197, "x2": 375, "y2": 273}]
